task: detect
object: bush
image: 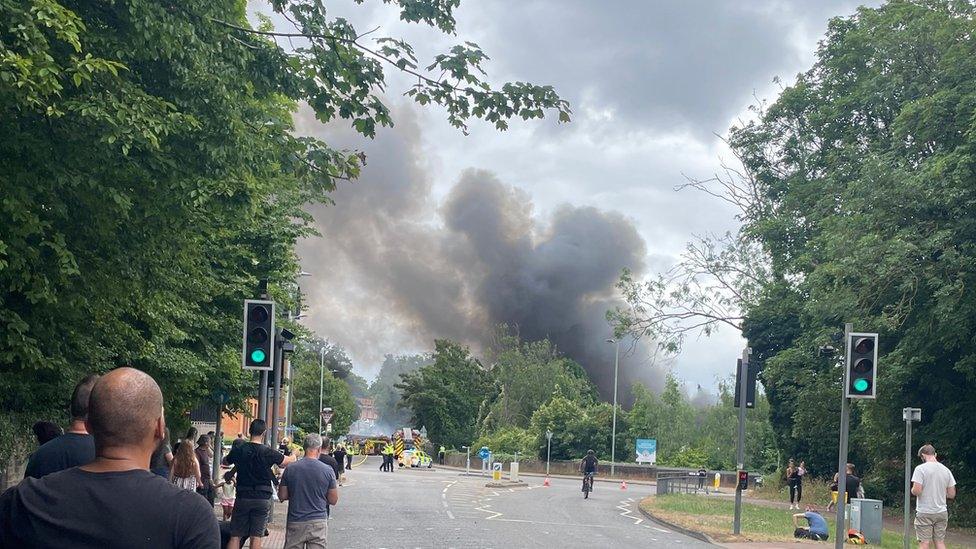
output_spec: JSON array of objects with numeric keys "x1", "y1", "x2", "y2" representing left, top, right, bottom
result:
[{"x1": 473, "y1": 427, "x2": 535, "y2": 456}]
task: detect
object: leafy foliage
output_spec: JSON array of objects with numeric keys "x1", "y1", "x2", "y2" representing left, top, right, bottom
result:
[
  {"x1": 0, "y1": 0, "x2": 567, "y2": 465},
  {"x1": 367, "y1": 353, "x2": 430, "y2": 428},
  {"x1": 395, "y1": 340, "x2": 490, "y2": 447},
  {"x1": 288, "y1": 338, "x2": 358, "y2": 436}
]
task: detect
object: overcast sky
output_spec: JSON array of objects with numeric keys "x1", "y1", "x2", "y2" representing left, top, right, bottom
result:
[{"x1": 268, "y1": 0, "x2": 874, "y2": 391}]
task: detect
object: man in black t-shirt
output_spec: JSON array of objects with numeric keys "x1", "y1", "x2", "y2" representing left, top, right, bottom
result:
[
  {"x1": 224, "y1": 419, "x2": 296, "y2": 549},
  {"x1": 24, "y1": 374, "x2": 99, "y2": 479},
  {"x1": 318, "y1": 438, "x2": 342, "y2": 478},
  {"x1": 0, "y1": 367, "x2": 219, "y2": 548}
]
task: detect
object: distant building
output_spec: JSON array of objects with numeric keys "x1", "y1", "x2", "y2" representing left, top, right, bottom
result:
[{"x1": 356, "y1": 397, "x2": 378, "y2": 423}]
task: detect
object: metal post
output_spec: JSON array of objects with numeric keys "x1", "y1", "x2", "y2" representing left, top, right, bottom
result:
[
  {"x1": 318, "y1": 346, "x2": 326, "y2": 434},
  {"x1": 835, "y1": 322, "x2": 853, "y2": 549},
  {"x1": 733, "y1": 347, "x2": 750, "y2": 535},
  {"x1": 258, "y1": 371, "x2": 268, "y2": 430},
  {"x1": 609, "y1": 339, "x2": 620, "y2": 477},
  {"x1": 284, "y1": 354, "x2": 293, "y2": 437},
  {"x1": 213, "y1": 410, "x2": 222, "y2": 480},
  {"x1": 546, "y1": 429, "x2": 553, "y2": 476},
  {"x1": 902, "y1": 407, "x2": 920, "y2": 549},
  {"x1": 269, "y1": 333, "x2": 283, "y2": 447},
  {"x1": 463, "y1": 446, "x2": 471, "y2": 476}
]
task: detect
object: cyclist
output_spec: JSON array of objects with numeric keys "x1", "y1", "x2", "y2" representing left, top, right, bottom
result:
[{"x1": 580, "y1": 449, "x2": 598, "y2": 493}]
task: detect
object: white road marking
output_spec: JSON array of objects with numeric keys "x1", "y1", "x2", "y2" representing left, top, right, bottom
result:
[{"x1": 446, "y1": 510, "x2": 455, "y2": 519}]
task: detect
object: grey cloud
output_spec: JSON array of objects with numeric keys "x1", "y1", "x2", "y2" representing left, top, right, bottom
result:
[{"x1": 297, "y1": 104, "x2": 664, "y2": 396}]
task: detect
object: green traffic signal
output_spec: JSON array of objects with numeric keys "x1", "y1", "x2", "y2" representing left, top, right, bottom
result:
[
  {"x1": 852, "y1": 378, "x2": 870, "y2": 392},
  {"x1": 250, "y1": 348, "x2": 267, "y2": 363}
]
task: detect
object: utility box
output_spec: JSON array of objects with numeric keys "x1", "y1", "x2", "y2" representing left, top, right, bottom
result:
[
  {"x1": 510, "y1": 461, "x2": 520, "y2": 482},
  {"x1": 850, "y1": 498, "x2": 883, "y2": 544}
]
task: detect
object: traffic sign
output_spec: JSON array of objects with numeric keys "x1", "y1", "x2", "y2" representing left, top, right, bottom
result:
[
  {"x1": 492, "y1": 462, "x2": 502, "y2": 471},
  {"x1": 478, "y1": 446, "x2": 490, "y2": 460},
  {"x1": 320, "y1": 407, "x2": 334, "y2": 426}
]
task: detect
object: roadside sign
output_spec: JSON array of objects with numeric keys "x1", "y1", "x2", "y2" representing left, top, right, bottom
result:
[
  {"x1": 478, "y1": 446, "x2": 490, "y2": 460},
  {"x1": 635, "y1": 438, "x2": 657, "y2": 464},
  {"x1": 492, "y1": 462, "x2": 502, "y2": 481},
  {"x1": 320, "y1": 407, "x2": 334, "y2": 425},
  {"x1": 492, "y1": 462, "x2": 502, "y2": 471}
]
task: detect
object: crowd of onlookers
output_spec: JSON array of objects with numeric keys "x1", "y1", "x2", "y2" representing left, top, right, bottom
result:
[{"x1": 0, "y1": 369, "x2": 345, "y2": 548}]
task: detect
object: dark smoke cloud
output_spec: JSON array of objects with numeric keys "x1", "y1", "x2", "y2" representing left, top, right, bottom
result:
[{"x1": 295, "y1": 103, "x2": 665, "y2": 399}]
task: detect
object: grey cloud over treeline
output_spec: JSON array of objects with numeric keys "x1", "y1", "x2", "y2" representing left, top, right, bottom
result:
[{"x1": 296, "y1": 105, "x2": 665, "y2": 397}]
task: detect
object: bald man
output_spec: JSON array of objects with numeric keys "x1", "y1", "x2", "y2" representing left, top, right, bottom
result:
[{"x1": 0, "y1": 368, "x2": 219, "y2": 548}]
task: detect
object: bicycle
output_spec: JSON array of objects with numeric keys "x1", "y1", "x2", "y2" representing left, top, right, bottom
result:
[{"x1": 582, "y1": 472, "x2": 595, "y2": 499}]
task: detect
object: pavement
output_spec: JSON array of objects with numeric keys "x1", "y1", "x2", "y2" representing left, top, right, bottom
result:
[{"x1": 258, "y1": 455, "x2": 713, "y2": 548}]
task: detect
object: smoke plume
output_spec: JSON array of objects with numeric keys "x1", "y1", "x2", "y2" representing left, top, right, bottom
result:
[{"x1": 295, "y1": 104, "x2": 665, "y2": 400}]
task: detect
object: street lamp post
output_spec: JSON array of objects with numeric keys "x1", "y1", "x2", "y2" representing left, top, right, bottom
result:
[
  {"x1": 606, "y1": 338, "x2": 620, "y2": 478},
  {"x1": 318, "y1": 346, "x2": 326, "y2": 434},
  {"x1": 545, "y1": 429, "x2": 553, "y2": 476},
  {"x1": 903, "y1": 407, "x2": 921, "y2": 549}
]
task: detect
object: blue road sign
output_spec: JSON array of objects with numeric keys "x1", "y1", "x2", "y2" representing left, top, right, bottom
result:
[
  {"x1": 635, "y1": 438, "x2": 657, "y2": 464},
  {"x1": 478, "y1": 446, "x2": 490, "y2": 460}
]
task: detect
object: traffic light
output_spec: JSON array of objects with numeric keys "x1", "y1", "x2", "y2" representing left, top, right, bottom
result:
[
  {"x1": 845, "y1": 332, "x2": 878, "y2": 399},
  {"x1": 733, "y1": 357, "x2": 757, "y2": 408},
  {"x1": 737, "y1": 470, "x2": 748, "y2": 490},
  {"x1": 243, "y1": 299, "x2": 275, "y2": 371}
]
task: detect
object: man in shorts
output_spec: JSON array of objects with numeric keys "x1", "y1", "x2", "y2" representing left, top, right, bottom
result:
[
  {"x1": 224, "y1": 419, "x2": 296, "y2": 549},
  {"x1": 279, "y1": 434, "x2": 338, "y2": 548},
  {"x1": 911, "y1": 444, "x2": 956, "y2": 549}
]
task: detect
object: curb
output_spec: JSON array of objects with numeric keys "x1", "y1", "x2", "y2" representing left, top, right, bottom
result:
[
  {"x1": 436, "y1": 464, "x2": 657, "y2": 487},
  {"x1": 636, "y1": 497, "x2": 718, "y2": 546}
]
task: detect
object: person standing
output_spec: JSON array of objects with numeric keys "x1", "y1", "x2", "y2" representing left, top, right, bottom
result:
[
  {"x1": 318, "y1": 439, "x2": 341, "y2": 479},
  {"x1": 151, "y1": 428, "x2": 175, "y2": 479},
  {"x1": 31, "y1": 421, "x2": 63, "y2": 447},
  {"x1": 332, "y1": 444, "x2": 347, "y2": 485},
  {"x1": 438, "y1": 445, "x2": 446, "y2": 466},
  {"x1": 912, "y1": 444, "x2": 956, "y2": 549},
  {"x1": 345, "y1": 445, "x2": 353, "y2": 470},
  {"x1": 170, "y1": 438, "x2": 202, "y2": 493},
  {"x1": 196, "y1": 435, "x2": 215, "y2": 506},
  {"x1": 278, "y1": 434, "x2": 339, "y2": 549},
  {"x1": 697, "y1": 466, "x2": 707, "y2": 491},
  {"x1": 844, "y1": 463, "x2": 861, "y2": 503},
  {"x1": 786, "y1": 459, "x2": 801, "y2": 509},
  {"x1": 0, "y1": 367, "x2": 219, "y2": 548},
  {"x1": 223, "y1": 419, "x2": 296, "y2": 549},
  {"x1": 24, "y1": 374, "x2": 99, "y2": 479}
]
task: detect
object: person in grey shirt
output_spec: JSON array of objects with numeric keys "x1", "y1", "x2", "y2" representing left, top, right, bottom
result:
[
  {"x1": 279, "y1": 434, "x2": 339, "y2": 549},
  {"x1": 911, "y1": 444, "x2": 956, "y2": 549}
]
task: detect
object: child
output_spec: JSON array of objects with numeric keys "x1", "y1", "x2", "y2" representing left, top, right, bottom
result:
[{"x1": 216, "y1": 470, "x2": 236, "y2": 521}]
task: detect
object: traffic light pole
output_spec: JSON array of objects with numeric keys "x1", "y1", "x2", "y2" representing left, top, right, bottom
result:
[
  {"x1": 834, "y1": 322, "x2": 853, "y2": 549},
  {"x1": 269, "y1": 332, "x2": 284, "y2": 447},
  {"x1": 257, "y1": 371, "x2": 268, "y2": 434},
  {"x1": 733, "y1": 347, "x2": 750, "y2": 535}
]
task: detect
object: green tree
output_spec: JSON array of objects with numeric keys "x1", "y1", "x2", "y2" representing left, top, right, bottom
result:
[
  {"x1": 369, "y1": 353, "x2": 430, "y2": 428},
  {"x1": 0, "y1": 0, "x2": 567, "y2": 464},
  {"x1": 481, "y1": 329, "x2": 597, "y2": 431},
  {"x1": 727, "y1": 0, "x2": 976, "y2": 517},
  {"x1": 396, "y1": 340, "x2": 490, "y2": 448},
  {"x1": 289, "y1": 340, "x2": 357, "y2": 436}
]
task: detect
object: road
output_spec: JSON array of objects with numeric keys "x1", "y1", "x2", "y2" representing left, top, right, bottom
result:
[{"x1": 325, "y1": 456, "x2": 712, "y2": 548}]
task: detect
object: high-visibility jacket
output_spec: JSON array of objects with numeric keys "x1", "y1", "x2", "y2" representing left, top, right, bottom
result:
[{"x1": 383, "y1": 444, "x2": 394, "y2": 455}]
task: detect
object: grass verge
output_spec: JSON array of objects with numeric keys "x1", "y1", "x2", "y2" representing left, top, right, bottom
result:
[{"x1": 640, "y1": 494, "x2": 966, "y2": 548}]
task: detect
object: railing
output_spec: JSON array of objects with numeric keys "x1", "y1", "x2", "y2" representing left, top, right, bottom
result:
[{"x1": 655, "y1": 474, "x2": 710, "y2": 496}]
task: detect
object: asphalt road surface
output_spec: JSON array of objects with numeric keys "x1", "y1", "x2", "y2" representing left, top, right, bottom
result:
[{"x1": 327, "y1": 456, "x2": 712, "y2": 548}]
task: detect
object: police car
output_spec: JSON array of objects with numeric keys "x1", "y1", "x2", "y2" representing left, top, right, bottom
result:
[{"x1": 398, "y1": 448, "x2": 433, "y2": 468}]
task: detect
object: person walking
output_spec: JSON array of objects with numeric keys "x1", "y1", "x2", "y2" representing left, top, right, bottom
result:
[
  {"x1": 223, "y1": 419, "x2": 296, "y2": 549},
  {"x1": 216, "y1": 470, "x2": 237, "y2": 521},
  {"x1": 196, "y1": 435, "x2": 215, "y2": 506},
  {"x1": 24, "y1": 374, "x2": 99, "y2": 479},
  {"x1": 170, "y1": 438, "x2": 202, "y2": 493},
  {"x1": 912, "y1": 444, "x2": 956, "y2": 549},
  {"x1": 0, "y1": 367, "x2": 219, "y2": 548},
  {"x1": 278, "y1": 434, "x2": 339, "y2": 549},
  {"x1": 786, "y1": 459, "x2": 802, "y2": 509}
]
